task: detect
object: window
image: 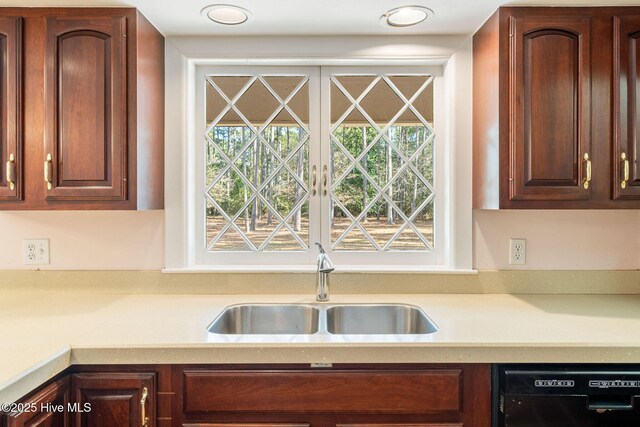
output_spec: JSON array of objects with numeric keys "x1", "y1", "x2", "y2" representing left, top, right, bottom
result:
[{"x1": 194, "y1": 65, "x2": 444, "y2": 267}]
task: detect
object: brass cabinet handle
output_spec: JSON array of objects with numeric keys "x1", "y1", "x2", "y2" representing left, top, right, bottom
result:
[
  {"x1": 322, "y1": 165, "x2": 328, "y2": 196},
  {"x1": 6, "y1": 153, "x2": 15, "y2": 190},
  {"x1": 621, "y1": 152, "x2": 630, "y2": 189},
  {"x1": 582, "y1": 153, "x2": 591, "y2": 190},
  {"x1": 140, "y1": 387, "x2": 149, "y2": 427},
  {"x1": 311, "y1": 165, "x2": 317, "y2": 196},
  {"x1": 44, "y1": 153, "x2": 52, "y2": 190}
]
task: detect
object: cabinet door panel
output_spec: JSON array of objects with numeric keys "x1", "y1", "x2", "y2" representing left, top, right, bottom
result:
[
  {"x1": 70, "y1": 372, "x2": 154, "y2": 427},
  {"x1": 614, "y1": 15, "x2": 640, "y2": 199},
  {"x1": 6, "y1": 377, "x2": 69, "y2": 427},
  {"x1": 338, "y1": 425, "x2": 462, "y2": 427},
  {"x1": 510, "y1": 15, "x2": 592, "y2": 201},
  {"x1": 183, "y1": 425, "x2": 309, "y2": 427},
  {"x1": 44, "y1": 16, "x2": 127, "y2": 201},
  {"x1": 182, "y1": 369, "x2": 461, "y2": 414},
  {"x1": 0, "y1": 16, "x2": 21, "y2": 201}
]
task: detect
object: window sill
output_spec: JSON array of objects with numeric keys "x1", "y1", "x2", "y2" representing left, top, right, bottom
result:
[{"x1": 162, "y1": 266, "x2": 478, "y2": 274}]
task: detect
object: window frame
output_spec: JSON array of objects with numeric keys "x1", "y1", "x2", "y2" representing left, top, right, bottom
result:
[
  {"x1": 319, "y1": 66, "x2": 445, "y2": 266},
  {"x1": 163, "y1": 37, "x2": 474, "y2": 273},
  {"x1": 194, "y1": 65, "x2": 321, "y2": 266},
  {"x1": 193, "y1": 64, "x2": 446, "y2": 268}
]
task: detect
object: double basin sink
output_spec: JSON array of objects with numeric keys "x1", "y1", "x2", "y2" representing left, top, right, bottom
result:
[{"x1": 208, "y1": 303, "x2": 438, "y2": 336}]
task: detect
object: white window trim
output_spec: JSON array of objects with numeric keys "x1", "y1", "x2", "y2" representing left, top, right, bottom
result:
[{"x1": 163, "y1": 36, "x2": 473, "y2": 272}]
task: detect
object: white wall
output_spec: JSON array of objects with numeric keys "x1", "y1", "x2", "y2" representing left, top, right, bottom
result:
[
  {"x1": 0, "y1": 211, "x2": 164, "y2": 270},
  {"x1": 474, "y1": 210, "x2": 640, "y2": 270},
  {"x1": 167, "y1": 35, "x2": 469, "y2": 63},
  {"x1": 444, "y1": 37, "x2": 473, "y2": 269}
]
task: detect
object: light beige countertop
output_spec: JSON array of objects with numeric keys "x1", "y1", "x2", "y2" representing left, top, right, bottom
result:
[{"x1": 2, "y1": 292, "x2": 640, "y2": 404}]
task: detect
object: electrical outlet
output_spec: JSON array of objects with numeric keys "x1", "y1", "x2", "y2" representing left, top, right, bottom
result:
[
  {"x1": 23, "y1": 239, "x2": 50, "y2": 265},
  {"x1": 509, "y1": 238, "x2": 526, "y2": 265}
]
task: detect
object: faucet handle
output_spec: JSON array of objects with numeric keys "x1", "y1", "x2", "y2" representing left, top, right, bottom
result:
[{"x1": 314, "y1": 242, "x2": 326, "y2": 254}]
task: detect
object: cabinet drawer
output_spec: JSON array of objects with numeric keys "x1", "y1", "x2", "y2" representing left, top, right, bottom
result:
[{"x1": 182, "y1": 369, "x2": 462, "y2": 414}]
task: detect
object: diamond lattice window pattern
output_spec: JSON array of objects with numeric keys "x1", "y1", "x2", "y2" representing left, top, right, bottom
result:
[
  {"x1": 203, "y1": 72, "x2": 435, "y2": 253},
  {"x1": 205, "y1": 75, "x2": 310, "y2": 252},
  {"x1": 329, "y1": 74, "x2": 435, "y2": 251}
]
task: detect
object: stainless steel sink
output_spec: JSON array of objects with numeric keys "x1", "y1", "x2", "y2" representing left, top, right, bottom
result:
[
  {"x1": 326, "y1": 304, "x2": 438, "y2": 335},
  {"x1": 208, "y1": 304, "x2": 320, "y2": 334},
  {"x1": 207, "y1": 303, "x2": 437, "y2": 339}
]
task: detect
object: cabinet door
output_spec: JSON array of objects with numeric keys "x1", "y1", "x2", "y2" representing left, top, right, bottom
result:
[
  {"x1": 6, "y1": 377, "x2": 69, "y2": 427},
  {"x1": 181, "y1": 369, "x2": 461, "y2": 414},
  {"x1": 338, "y1": 425, "x2": 462, "y2": 427},
  {"x1": 181, "y1": 424, "x2": 309, "y2": 427},
  {"x1": 0, "y1": 17, "x2": 21, "y2": 201},
  {"x1": 613, "y1": 15, "x2": 640, "y2": 200},
  {"x1": 70, "y1": 372, "x2": 154, "y2": 427},
  {"x1": 509, "y1": 15, "x2": 592, "y2": 202},
  {"x1": 44, "y1": 16, "x2": 127, "y2": 202}
]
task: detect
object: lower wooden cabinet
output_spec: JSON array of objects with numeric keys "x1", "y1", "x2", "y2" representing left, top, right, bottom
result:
[
  {"x1": 1, "y1": 365, "x2": 490, "y2": 427},
  {"x1": 70, "y1": 372, "x2": 155, "y2": 427},
  {"x1": 174, "y1": 365, "x2": 490, "y2": 427},
  {"x1": 180, "y1": 425, "x2": 310, "y2": 427},
  {"x1": 5, "y1": 377, "x2": 69, "y2": 427},
  {"x1": 339, "y1": 425, "x2": 462, "y2": 427},
  {"x1": 181, "y1": 424, "x2": 461, "y2": 427}
]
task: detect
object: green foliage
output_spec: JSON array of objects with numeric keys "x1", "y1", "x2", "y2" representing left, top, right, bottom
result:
[
  {"x1": 206, "y1": 124, "x2": 434, "y2": 224},
  {"x1": 332, "y1": 125, "x2": 434, "y2": 221},
  {"x1": 206, "y1": 125, "x2": 306, "y2": 221}
]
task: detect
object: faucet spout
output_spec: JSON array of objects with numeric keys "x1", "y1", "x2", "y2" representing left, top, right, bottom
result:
[{"x1": 314, "y1": 243, "x2": 334, "y2": 301}]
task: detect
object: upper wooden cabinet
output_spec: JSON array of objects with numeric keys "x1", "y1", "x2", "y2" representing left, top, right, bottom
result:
[
  {"x1": 510, "y1": 15, "x2": 592, "y2": 203},
  {"x1": 44, "y1": 16, "x2": 128, "y2": 203},
  {"x1": 0, "y1": 16, "x2": 21, "y2": 202},
  {"x1": 0, "y1": 8, "x2": 163, "y2": 210},
  {"x1": 613, "y1": 14, "x2": 640, "y2": 200},
  {"x1": 473, "y1": 7, "x2": 640, "y2": 208}
]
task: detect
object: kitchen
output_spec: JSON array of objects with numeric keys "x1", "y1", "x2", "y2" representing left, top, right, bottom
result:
[{"x1": 1, "y1": 0, "x2": 640, "y2": 426}]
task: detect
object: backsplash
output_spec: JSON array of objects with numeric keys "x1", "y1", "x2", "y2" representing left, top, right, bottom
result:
[{"x1": 0, "y1": 270, "x2": 638, "y2": 294}]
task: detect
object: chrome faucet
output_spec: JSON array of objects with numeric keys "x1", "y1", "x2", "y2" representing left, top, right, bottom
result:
[{"x1": 314, "y1": 242, "x2": 334, "y2": 302}]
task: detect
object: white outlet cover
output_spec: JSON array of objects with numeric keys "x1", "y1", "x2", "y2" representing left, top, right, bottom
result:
[
  {"x1": 23, "y1": 239, "x2": 50, "y2": 265},
  {"x1": 509, "y1": 238, "x2": 526, "y2": 265}
]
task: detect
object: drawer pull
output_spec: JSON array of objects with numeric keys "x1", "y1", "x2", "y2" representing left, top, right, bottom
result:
[
  {"x1": 582, "y1": 152, "x2": 591, "y2": 190},
  {"x1": 44, "y1": 153, "x2": 53, "y2": 190},
  {"x1": 621, "y1": 152, "x2": 629, "y2": 189},
  {"x1": 140, "y1": 387, "x2": 149, "y2": 427},
  {"x1": 6, "y1": 153, "x2": 15, "y2": 190}
]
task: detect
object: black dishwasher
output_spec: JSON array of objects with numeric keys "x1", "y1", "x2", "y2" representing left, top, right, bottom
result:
[{"x1": 494, "y1": 364, "x2": 640, "y2": 426}]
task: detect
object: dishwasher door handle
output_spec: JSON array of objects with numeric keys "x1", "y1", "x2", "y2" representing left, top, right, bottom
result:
[{"x1": 587, "y1": 396, "x2": 635, "y2": 411}]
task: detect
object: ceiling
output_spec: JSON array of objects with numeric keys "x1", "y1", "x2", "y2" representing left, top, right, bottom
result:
[{"x1": 2, "y1": 0, "x2": 639, "y2": 36}]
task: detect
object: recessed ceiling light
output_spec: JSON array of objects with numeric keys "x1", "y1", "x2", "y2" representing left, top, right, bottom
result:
[
  {"x1": 201, "y1": 4, "x2": 251, "y2": 25},
  {"x1": 381, "y1": 6, "x2": 433, "y2": 28}
]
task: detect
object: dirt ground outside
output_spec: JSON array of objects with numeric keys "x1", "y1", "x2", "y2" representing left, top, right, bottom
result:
[{"x1": 206, "y1": 216, "x2": 433, "y2": 251}]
